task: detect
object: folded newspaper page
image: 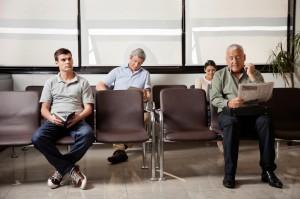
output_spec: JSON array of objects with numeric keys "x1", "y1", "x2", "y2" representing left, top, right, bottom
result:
[{"x1": 238, "y1": 82, "x2": 274, "y2": 103}]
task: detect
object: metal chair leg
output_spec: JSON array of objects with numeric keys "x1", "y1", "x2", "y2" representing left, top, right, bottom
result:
[
  {"x1": 21, "y1": 146, "x2": 29, "y2": 151},
  {"x1": 276, "y1": 140, "x2": 280, "y2": 159},
  {"x1": 141, "y1": 142, "x2": 148, "y2": 169},
  {"x1": 11, "y1": 146, "x2": 18, "y2": 158},
  {"x1": 150, "y1": 117, "x2": 157, "y2": 181},
  {"x1": 159, "y1": 114, "x2": 165, "y2": 181}
]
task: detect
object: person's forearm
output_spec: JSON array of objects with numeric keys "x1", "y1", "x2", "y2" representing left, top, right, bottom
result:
[
  {"x1": 211, "y1": 97, "x2": 228, "y2": 109},
  {"x1": 145, "y1": 90, "x2": 151, "y2": 102},
  {"x1": 78, "y1": 104, "x2": 93, "y2": 120},
  {"x1": 41, "y1": 106, "x2": 52, "y2": 121},
  {"x1": 249, "y1": 70, "x2": 264, "y2": 83},
  {"x1": 96, "y1": 81, "x2": 107, "y2": 91},
  {"x1": 210, "y1": 80, "x2": 228, "y2": 109}
]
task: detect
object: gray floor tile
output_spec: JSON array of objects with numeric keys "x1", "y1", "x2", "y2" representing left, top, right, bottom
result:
[{"x1": 0, "y1": 141, "x2": 299, "y2": 199}]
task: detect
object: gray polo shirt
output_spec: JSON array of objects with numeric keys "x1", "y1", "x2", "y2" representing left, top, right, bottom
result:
[
  {"x1": 40, "y1": 73, "x2": 94, "y2": 114},
  {"x1": 210, "y1": 67, "x2": 264, "y2": 113}
]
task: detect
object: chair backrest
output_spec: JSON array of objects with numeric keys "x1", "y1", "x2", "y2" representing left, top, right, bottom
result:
[
  {"x1": 96, "y1": 90, "x2": 144, "y2": 132},
  {"x1": 0, "y1": 91, "x2": 40, "y2": 146},
  {"x1": 160, "y1": 88, "x2": 208, "y2": 131},
  {"x1": 266, "y1": 88, "x2": 300, "y2": 139},
  {"x1": 152, "y1": 85, "x2": 187, "y2": 109},
  {"x1": 25, "y1": 86, "x2": 43, "y2": 97},
  {"x1": 25, "y1": 86, "x2": 43, "y2": 123},
  {"x1": 25, "y1": 85, "x2": 95, "y2": 129}
]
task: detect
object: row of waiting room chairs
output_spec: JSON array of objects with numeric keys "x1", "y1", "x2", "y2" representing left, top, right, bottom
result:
[
  {"x1": 1, "y1": 86, "x2": 300, "y2": 181},
  {"x1": 0, "y1": 88, "x2": 156, "y2": 178},
  {"x1": 0, "y1": 85, "x2": 189, "y2": 181}
]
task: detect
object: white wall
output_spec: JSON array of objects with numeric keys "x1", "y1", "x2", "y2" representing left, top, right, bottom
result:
[
  {"x1": 12, "y1": 73, "x2": 285, "y2": 91},
  {"x1": 12, "y1": 74, "x2": 199, "y2": 91}
]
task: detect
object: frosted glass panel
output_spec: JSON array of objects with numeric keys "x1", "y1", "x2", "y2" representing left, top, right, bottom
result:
[
  {"x1": 186, "y1": 0, "x2": 288, "y2": 65},
  {"x1": 0, "y1": 0, "x2": 78, "y2": 66},
  {"x1": 81, "y1": 0, "x2": 182, "y2": 66}
]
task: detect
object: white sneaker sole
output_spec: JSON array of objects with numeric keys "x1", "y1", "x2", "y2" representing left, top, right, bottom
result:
[
  {"x1": 47, "y1": 178, "x2": 60, "y2": 189},
  {"x1": 80, "y1": 174, "x2": 87, "y2": 190}
]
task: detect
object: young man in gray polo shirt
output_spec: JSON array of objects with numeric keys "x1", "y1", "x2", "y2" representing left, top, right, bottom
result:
[
  {"x1": 32, "y1": 48, "x2": 94, "y2": 189},
  {"x1": 96, "y1": 48, "x2": 151, "y2": 164}
]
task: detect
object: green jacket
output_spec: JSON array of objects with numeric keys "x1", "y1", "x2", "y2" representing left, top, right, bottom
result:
[{"x1": 210, "y1": 67, "x2": 264, "y2": 113}]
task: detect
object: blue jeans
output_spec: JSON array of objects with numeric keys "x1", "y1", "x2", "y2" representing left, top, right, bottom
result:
[{"x1": 32, "y1": 121, "x2": 95, "y2": 175}]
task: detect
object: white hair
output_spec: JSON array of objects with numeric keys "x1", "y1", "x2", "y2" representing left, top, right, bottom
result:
[
  {"x1": 227, "y1": 44, "x2": 244, "y2": 53},
  {"x1": 130, "y1": 48, "x2": 146, "y2": 61}
]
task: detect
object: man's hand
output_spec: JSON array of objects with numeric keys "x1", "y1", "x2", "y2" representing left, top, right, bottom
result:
[
  {"x1": 228, "y1": 97, "x2": 244, "y2": 108},
  {"x1": 50, "y1": 114, "x2": 64, "y2": 126},
  {"x1": 96, "y1": 81, "x2": 108, "y2": 91},
  {"x1": 143, "y1": 89, "x2": 150, "y2": 102},
  {"x1": 244, "y1": 63, "x2": 256, "y2": 81},
  {"x1": 66, "y1": 113, "x2": 82, "y2": 128}
]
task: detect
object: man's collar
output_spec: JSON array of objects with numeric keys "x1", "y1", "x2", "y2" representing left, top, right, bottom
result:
[
  {"x1": 227, "y1": 66, "x2": 247, "y2": 74},
  {"x1": 125, "y1": 65, "x2": 143, "y2": 73},
  {"x1": 57, "y1": 72, "x2": 78, "y2": 83},
  {"x1": 227, "y1": 66, "x2": 247, "y2": 79}
]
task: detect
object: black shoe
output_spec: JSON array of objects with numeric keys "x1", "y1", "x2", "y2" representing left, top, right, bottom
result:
[
  {"x1": 261, "y1": 171, "x2": 283, "y2": 188},
  {"x1": 223, "y1": 175, "x2": 235, "y2": 189},
  {"x1": 107, "y1": 150, "x2": 128, "y2": 164}
]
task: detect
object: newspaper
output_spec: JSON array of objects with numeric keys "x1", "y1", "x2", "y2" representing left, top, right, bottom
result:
[{"x1": 238, "y1": 82, "x2": 274, "y2": 104}]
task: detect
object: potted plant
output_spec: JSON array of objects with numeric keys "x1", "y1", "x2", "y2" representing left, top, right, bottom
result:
[{"x1": 268, "y1": 32, "x2": 300, "y2": 87}]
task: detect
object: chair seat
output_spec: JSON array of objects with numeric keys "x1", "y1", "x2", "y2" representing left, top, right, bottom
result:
[
  {"x1": 57, "y1": 136, "x2": 75, "y2": 144},
  {"x1": 209, "y1": 126, "x2": 223, "y2": 135},
  {"x1": 165, "y1": 130, "x2": 217, "y2": 141},
  {"x1": 0, "y1": 123, "x2": 37, "y2": 146},
  {"x1": 0, "y1": 135, "x2": 32, "y2": 146},
  {"x1": 96, "y1": 130, "x2": 149, "y2": 143},
  {"x1": 275, "y1": 130, "x2": 300, "y2": 140},
  {"x1": 0, "y1": 91, "x2": 39, "y2": 147}
]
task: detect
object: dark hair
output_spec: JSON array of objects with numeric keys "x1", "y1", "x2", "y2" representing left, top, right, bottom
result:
[
  {"x1": 204, "y1": 60, "x2": 216, "y2": 69},
  {"x1": 54, "y1": 48, "x2": 72, "y2": 61}
]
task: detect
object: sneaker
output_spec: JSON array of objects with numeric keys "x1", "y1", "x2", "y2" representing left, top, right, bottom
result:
[
  {"x1": 70, "y1": 165, "x2": 87, "y2": 189},
  {"x1": 47, "y1": 170, "x2": 63, "y2": 189}
]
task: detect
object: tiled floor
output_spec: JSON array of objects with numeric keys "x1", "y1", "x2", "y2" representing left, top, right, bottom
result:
[{"x1": 0, "y1": 141, "x2": 299, "y2": 199}]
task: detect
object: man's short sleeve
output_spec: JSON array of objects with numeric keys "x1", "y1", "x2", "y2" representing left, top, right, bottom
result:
[
  {"x1": 81, "y1": 78, "x2": 94, "y2": 105},
  {"x1": 40, "y1": 79, "x2": 52, "y2": 103},
  {"x1": 104, "y1": 68, "x2": 118, "y2": 87}
]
